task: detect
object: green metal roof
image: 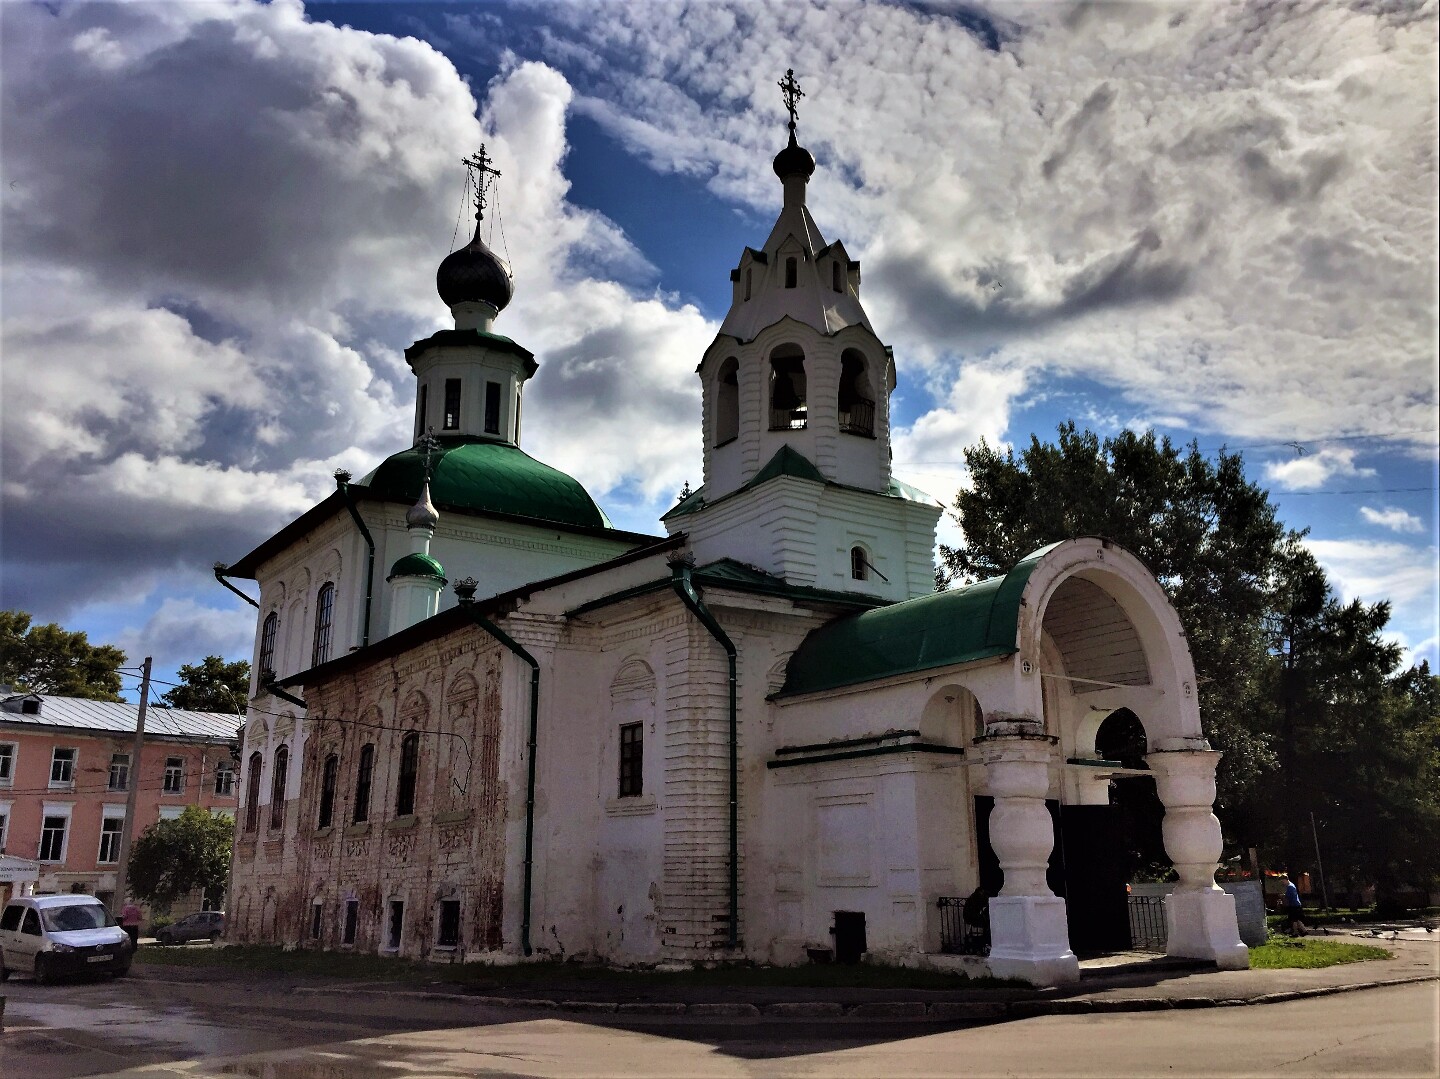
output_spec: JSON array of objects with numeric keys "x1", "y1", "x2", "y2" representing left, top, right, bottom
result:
[
  {"x1": 360, "y1": 435, "x2": 613, "y2": 530},
  {"x1": 778, "y1": 542, "x2": 1063, "y2": 697},
  {"x1": 387, "y1": 552, "x2": 446, "y2": 581}
]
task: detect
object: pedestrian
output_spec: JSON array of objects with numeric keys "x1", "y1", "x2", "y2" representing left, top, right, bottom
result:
[
  {"x1": 1281, "y1": 873, "x2": 1304, "y2": 936},
  {"x1": 120, "y1": 899, "x2": 142, "y2": 949}
]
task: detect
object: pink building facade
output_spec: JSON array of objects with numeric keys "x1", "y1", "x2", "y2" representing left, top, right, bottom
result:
[{"x1": 0, "y1": 693, "x2": 238, "y2": 907}]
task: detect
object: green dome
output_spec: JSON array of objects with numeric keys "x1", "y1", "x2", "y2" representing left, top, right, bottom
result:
[
  {"x1": 360, "y1": 436, "x2": 612, "y2": 530},
  {"x1": 388, "y1": 552, "x2": 446, "y2": 581}
]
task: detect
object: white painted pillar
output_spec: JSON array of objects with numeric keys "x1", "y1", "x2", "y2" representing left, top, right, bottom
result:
[
  {"x1": 977, "y1": 715, "x2": 1079, "y2": 986},
  {"x1": 1146, "y1": 744, "x2": 1249, "y2": 969}
]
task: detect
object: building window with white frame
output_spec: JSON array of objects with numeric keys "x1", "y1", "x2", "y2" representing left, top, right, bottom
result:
[
  {"x1": 38, "y1": 811, "x2": 70, "y2": 862},
  {"x1": 98, "y1": 809, "x2": 125, "y2": 863},
  {"x1": 214, "y1": 759, "x2": 235, "y2": 797},
  {"x1": 50, "y1": 746, "x2": 76, "y2": 787},
  {"x1": 0, "y1": 801, "x2": 10, "y2": 851},
  {"x1": 157, "y1": 805, "x2": 185, "y2": 821},
  {"x1": 108, "y1": 752, "x2": 130, "y2": 791},
  {"x1": 163, "y1": 756, "x2": 185, "y2": 794},
  {"x1": 0, "y1": 742, "x2": 15, "y2": 786}
]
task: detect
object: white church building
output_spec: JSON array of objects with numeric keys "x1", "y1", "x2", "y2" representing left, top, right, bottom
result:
[{"x1": 220, "y1": 87, "x2": 1247, "y2": 986}]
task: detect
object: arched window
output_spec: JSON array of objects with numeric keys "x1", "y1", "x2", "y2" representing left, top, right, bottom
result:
[
  {"x1": 269, "y1": 745, "x2": 289, "y2": 831},
  {"x1": 318, "y1": 753, "x2": 339, "y2": 828},
  {"x1": 715, "y1": 358, "x2": 739, "y2": 446},
  {"x1": 832, "y1": 261, "x2": 842, "y2": 292},
  {"x1": 395, "y1": 733, "x2": 419, "y2": 817},
  {"x1": 768, "y1": 347, "x2": 807, "y2": 430},
  {"x1": 244, "y1": 751, "x2": 263, "y2": 833},
  {"x1": 312, "y1": 583, "x2": 335, "y2": 668},
  {"x1": 850, "y1": 546, "x2": 869, "y2": 581},
  {"x1": 838, "y1": 350, "x2": 875, "y2": 436},
  {"x1": 258, "y1": 612, "x2": 278, "y2": 680},
  {"x1": 353, "y1": 743, "x2": 374, "y2": 823},
  {"x1": 784, "y1": 257, "x2": 798, "y2": 288}
]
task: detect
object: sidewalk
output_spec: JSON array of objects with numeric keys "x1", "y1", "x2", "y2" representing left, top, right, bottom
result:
[{"x1": 279, "y1": 932, "x2": 1438, "y2": 1022}]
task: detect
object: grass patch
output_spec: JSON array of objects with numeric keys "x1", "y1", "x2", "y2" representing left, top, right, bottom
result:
[
  {"x1": 1248, "y1": 938, "x2": 1392, "y2": 969},
  {"x1": 133, "y1": 945, "x2": 1022, "y2": 990}
]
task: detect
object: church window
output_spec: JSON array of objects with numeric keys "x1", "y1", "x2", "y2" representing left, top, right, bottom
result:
[
  {"x1": 395, "y1": 732, "x2": 419, "y2": 817},
  {"x1": 416, "y1": 383, "x2": 428, "y2": 440},
  {"x1": 245, "y1": 751, "x2": 262, "y2": 832},
  {"x1": 269, "y1": 745, "x2": 289, "y2": 831},
  {"x1": 832, "y1": 261, "x2": 842, "y2": 292},
  {"x1": 443, "y1": 378, "x2": 461, "y2": 430},
  {"x1": 318, "y1": 753, "x2": 338, "y2": 828},
  {"x1": 342, "y1": 899, "x2": 359, "y2": 945},
  {"x1": 618, "y1": 722, "x2": 643, "y2": 797},
  {"x1": 514, "y1": 389, "x2": 523, "y2": 441},
  {"x1": 768, "y1": 348, "x2": 807, "y2": 430},
  {"x1": 838, "y1": 350, "x2": 875, "y2": 436},
  {"x1": 258, "y1": 612, "x2": 278, "y2": 680},
  {"x1": 386, "y1": 900, "x2": 404, "y2": 950},
  {"x1": 310, "y1": 902, "x2": 323, "y2": 941},
  {"x1": 785, "y1": 257, "x2": 798, "y2": 288},
  {"x1": 312, "y1": 583, "x2": 335, "y2": 668},
  {"x1": 353, "y1": 744, "x2": 374, "y2": 823},
  {"x1": 484, "y1": 381, "x2": 502, "y2": 435},
  {"x1": 744, "y1": 267, "x2": 752, "y2": 301},
  {"x1": 850, "y1": 546, "x2": 869, "y2": 581},
  {"x1": 715, "y1": 358, "x2": 739, "y2": 446},
  {"x1": 437, "y1": 899, "x2": 461, "y2": 947}
]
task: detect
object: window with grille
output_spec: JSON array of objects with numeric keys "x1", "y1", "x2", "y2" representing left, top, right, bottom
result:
[
  {"x1": 269, "y1": 745, "x2": 289, "y2": 830},
  {"x1": 318, "y1": 754, "x2": 338, "y2": 828},
  {"x1": 353, "y1": 744, "x2": 374, "y2": 823},
  {"x1": 312, "y1": 583, "x2": 335, "y2": 668},
  {"x1": 395, "y1": 733, "x2": 419, "y2": 817},
  {"x1": 163, "y1": 757, "x2": 185, "y2": 794},
  {"x1": 109, "y1": 752, "x2": 130, "y2": 792},
  {"x1": 39, "y1": 815, "x2": 68, "y2": 861},
  {"x1": 258, "y1": 612, "x2": 278, "y2": 679},
  {"x1": 245, "y1": 752, "x2": 262, "y2": 832},
  {"x1": 618, "y1": 723, "x2": 643, "y2": 798},
  {"x1": 98, "y1": 817, "x2": 124, "y2": 863},
  {"x1": 851, "y1": 546, "x2": 869, "y2": 581}
]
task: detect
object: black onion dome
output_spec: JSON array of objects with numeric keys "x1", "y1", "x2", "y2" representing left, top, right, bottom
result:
[
  {"x1": 772, "y1": 133, "x2": 816, "y2": 180},
  {"x1": 437, "y1": 226, "x2": 514, "y2": 311}
]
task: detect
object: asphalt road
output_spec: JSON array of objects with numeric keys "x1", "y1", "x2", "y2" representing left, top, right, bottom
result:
[{"x1": 1, "y1": 967, "x2": 1436, "y2": 1078}]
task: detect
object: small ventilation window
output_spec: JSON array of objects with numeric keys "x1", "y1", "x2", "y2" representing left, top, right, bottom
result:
[{"x1": 785, "y1": 257, "x2": 798, "y2": 288}]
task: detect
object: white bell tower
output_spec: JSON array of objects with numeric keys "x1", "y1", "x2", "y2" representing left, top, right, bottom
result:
[{"x1": 665, "y1": 72, "x2": 941, "y2": 601}]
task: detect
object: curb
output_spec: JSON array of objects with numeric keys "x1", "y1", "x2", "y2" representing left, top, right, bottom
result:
[{"x1": 290, "y1": 973, "x2": 1437, "y2": 1021}]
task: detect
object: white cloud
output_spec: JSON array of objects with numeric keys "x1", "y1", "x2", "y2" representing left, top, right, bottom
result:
[
  {"x1": 1306, "y1": 537, "x2": 1439, "y2": 639},
  {"x1": 1264, "y1": 447, "x2": 1376, "y2": 491},
  {"x1": 116, "y1": 598, "x2": 256, "y2": 678},
  {"x1": 1359, "y1": 505, "x2": 1426, "y2": 534}
]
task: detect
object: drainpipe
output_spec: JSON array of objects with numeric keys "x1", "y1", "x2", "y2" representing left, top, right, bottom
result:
[
  {"x1": 669, "y1": 558, "x2": 739, "y2": 950},
  {"x1": 334, "y1": 470, "x2": 375, "y2": 649},
  {"x1": 455, "y1": 580, "x2": 540, "y2": 957},
  {"x1": 213, "y1": 563, "x2": 260, "y2": 609},
  {"x1": 264, "y1": 682, "x2": 307, "y2": 710}
]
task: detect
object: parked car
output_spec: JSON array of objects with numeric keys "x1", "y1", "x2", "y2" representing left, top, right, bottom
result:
[
  {"x1": 155, "y1": 910, "x2": 225, "y2": 945},
  {"x1": 0, "y1": 895, "x2": 132, "y2": 983}
]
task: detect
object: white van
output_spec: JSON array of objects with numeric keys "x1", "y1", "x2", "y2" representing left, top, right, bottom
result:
[{"x1": 0, "y1": 894, "x2": 133, "y2": 983}]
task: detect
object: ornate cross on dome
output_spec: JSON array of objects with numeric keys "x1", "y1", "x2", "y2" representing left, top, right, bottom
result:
[
  {"x1": 417, "y1": 429, "x2": 442, "y2": 482},
  {"x1": 462, "y1": 146, "x2": 502, "y2": 221},
  {"x1": 778, "y1": 69, "x2": 804, "y2": 133}
]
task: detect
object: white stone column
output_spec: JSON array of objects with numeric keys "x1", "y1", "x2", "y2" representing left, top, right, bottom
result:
[
  {"x1": 1146, "y1": 744, "x2": 1249, "y2": 969},
  {"x1": 977, "y1": 716, "x2": 1079, "y2": 986}
]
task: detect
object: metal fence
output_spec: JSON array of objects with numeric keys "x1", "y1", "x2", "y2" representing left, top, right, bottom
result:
[
  {"x1": 937, "y1": 896, "x2": 989, "y2": 956},
  {"x1": 1127, "y1": 894, "x2": 1167, "y2": 951}
]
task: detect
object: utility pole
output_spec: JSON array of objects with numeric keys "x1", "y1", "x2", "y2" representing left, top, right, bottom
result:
[
  {"x1": 1310, "y1": 810, "x2": 1331, "y2": 912},
  {"x1": 112, "y1": 656, "x2": 151, "y2": 907}
]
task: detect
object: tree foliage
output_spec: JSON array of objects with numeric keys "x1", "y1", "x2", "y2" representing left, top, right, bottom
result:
[
  {"x1": 0, "y1": 609, "x2": 126, "y2": 701},
  {"x1": 126, "y1": 805, "x2": 234, "y2": 908},
  {"x1": 160, "y1": 655, "x2": 250, "y2": 713}
]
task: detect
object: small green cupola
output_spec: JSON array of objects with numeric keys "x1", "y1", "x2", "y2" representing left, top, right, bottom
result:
[{"x1": 387, "y1": 472, "x2": 448, "y2": 635}]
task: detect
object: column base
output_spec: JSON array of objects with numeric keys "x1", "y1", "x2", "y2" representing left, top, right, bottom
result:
[
  {"x1": 986, "y1": 895, "x2": 1080, "y2": 986},
  {"x1": 1165, "y1": 887, "x2": 1250, "y2": 969}
]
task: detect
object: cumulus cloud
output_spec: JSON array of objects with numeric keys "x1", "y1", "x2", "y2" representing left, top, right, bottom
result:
[
  {"x1": 1264, "y1": 447, "x2": 1377, "y2": 491},
  {"x1": 116, "y1": 598, "x2": 257, "y2": 676},
  {"x1": 1359, "y1": 505, "x2": 1425, "y2": 534},
  {"x1": 1306, "y1": 535, "x2": 1439, "y2": 670}
]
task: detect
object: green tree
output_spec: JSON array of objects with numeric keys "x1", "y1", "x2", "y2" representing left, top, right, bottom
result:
[
  {"x1": 126, "y1": 805, "x2": 234, "y2": 908},
  {"x1": 0, "y1": 609, "x2": 126, "y2": 701},
  {"x1": 939, "y1": 423, "x2": 1285, "y2": 816},
  {"x1": 160, "y1": 655, "x2": 250, "y2": 713}
]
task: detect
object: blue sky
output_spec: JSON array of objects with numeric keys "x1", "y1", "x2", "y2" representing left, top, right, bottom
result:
[{"x1": 1, "y1": 0, "x2": 1436, "y2": 702}]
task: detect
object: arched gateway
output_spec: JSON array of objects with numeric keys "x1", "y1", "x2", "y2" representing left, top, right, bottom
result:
[{"x1": 778, "y1": 537, "x2": 1248, "y2": 985}]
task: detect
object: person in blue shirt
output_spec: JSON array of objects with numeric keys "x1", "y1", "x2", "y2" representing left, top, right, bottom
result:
[{"x1": 1281, "y1": 873, "x2": 1304, "y2": 935}]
